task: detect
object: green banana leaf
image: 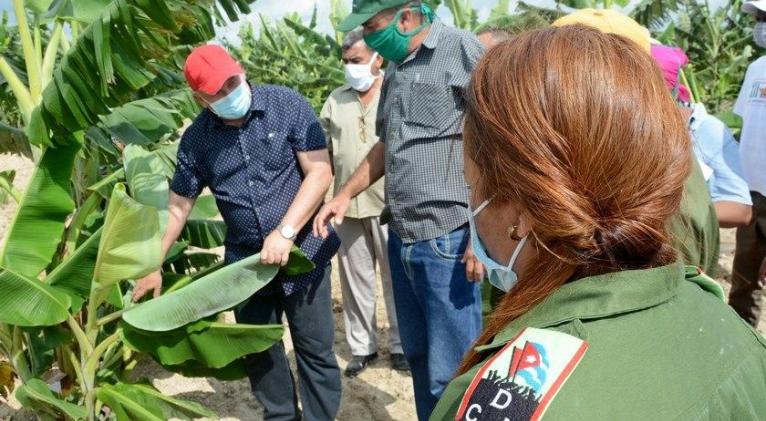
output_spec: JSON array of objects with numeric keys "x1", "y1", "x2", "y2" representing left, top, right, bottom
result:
[
  {"x1": 23, "y1": 326, "x2": 74, "y2": 377},
  {"x1": 44, "y1": 0, "x2": 113, "y2": 23},
  {"x1": 0, "y1": 122, "x2": 32, "y2": 158},
  {"x1": 122, "y1": 252, "x2": 277, "y2": 331},
  {"x1": 88, "y1": 168, "x2": 125, "y2": 199},
  {"x1": 98, "y1": 90, "x2": 198, "y2": 145},
  {"x1": 92, "y1": 184, "x2": 161, "y2": 293},
  {"x1": 0, "y1": 142, "x2": 79, "y2": 279},
  {"x1": 123, "y1": 145, "x2": 169, "y2": 232},
  {"x1": 168, "y1": 252, "x2": 221, "y2": 274},
  {"x1": 122, "y1": 319, "x2": 283, "y2": 368},
  {"x1": 162, "y1": 358, "x2": 249, "y2": 380},
  {"x1": 46, "y1": 228, "x2": 102, "y2": 309},
  {"x1": 45, "y1": 227, "x2": 124, "y2": 311},
  {"x1": 15, "y1": 378, "x2": 87, "y2": 420},
  {"x1": 181, "y1": 219, "x2": 226, "y2": 249},
  {"x1": 123, "y1": 248, "x2": 314, "y2": 331},
  {"x1": 97, "y1": 382, "x2": 214, "y2": 421},
  {"x1": 188, "y1": 195, "x2": 219, "y2": 219},
  {"x1": 27, "y1": 0, "x2": 251, "y2": 147},
  {"x1": 0, "y1": 268, "x2": 71, "y2": 327}
]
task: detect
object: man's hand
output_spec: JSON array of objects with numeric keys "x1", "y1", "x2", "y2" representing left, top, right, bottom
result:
[
  {"x1": 462, "y1": 240, "x2": 485, "y2": 283},
  {"x1": 313, "y1": 193, "x2": 351, "y2": 238},
  {"x1": 261, "y1": 230, "x2": 294, "y2": 266},
  {"x1": 132, "y1": 270, "x2": 163, "y2": 302}
]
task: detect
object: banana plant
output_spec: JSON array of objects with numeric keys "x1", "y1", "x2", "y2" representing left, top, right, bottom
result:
[
  {"x1": 232, "y1": 5, "x2": 345, "y2": 113},
  {"x1": 0, "y1": 0, "x2": 319, "y2": 419}
]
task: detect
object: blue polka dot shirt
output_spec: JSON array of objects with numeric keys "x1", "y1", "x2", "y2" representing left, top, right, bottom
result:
[{"x1": 171, "y1": 84, "x2": 340, "y2": 295}]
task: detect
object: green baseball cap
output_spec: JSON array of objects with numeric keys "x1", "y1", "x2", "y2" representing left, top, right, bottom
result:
[{"x1": 337, "y1": 0, "x2": 409, "y2": 32}]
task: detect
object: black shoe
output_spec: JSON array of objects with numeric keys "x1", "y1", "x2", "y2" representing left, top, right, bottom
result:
[
  {"x1": 344, "y1": 352, "x2": 378, "y2": 377},
  {"x1": 390, "y1": 353, "x2": 410, "y2": 372}
]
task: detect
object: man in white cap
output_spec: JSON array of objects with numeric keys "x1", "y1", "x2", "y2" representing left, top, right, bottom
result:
[{"x1": 731, "y1": 1, "x2": 766, "y2": 327}]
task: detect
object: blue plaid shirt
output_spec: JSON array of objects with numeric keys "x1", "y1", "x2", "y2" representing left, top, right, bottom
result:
[{"x1": 170, "y1": 84, "x2": 340, "y2": 295}]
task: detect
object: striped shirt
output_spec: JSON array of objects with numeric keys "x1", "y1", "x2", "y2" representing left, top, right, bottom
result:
[{"x1": 376, "y1": 20, "x2": 484, "y2": 243}]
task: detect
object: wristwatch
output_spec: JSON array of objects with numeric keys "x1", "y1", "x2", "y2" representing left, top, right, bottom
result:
[{"x1": 278, "y1": 224, "x2": 297, "y2": 241}]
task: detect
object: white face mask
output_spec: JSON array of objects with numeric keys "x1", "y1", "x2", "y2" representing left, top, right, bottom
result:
[
  {"x1": 755, "y1": 22, "x2": 766, "y2": 48},
  {"x1": 344, "y1": 52, "x2": 380, "y2": 92}
]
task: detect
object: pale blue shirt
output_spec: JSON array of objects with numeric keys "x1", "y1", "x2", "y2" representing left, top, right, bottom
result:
[{"x1": 688, "y1": 103, "x2": 752, "y2": 205}]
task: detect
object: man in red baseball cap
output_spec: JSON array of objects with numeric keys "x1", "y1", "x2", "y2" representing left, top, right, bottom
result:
[{"x1": 133, "y1": 44, "x2": 342, "y2": 420}]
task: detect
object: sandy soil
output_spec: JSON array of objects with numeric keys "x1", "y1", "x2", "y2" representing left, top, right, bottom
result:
[{"x1": 0, "y1": 154, "x2": 759, "y2": 421}]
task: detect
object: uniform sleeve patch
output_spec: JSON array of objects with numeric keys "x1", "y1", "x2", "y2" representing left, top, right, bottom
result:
[{"x1": 455, "y1": 327, "x2": 588, "y2": 421}]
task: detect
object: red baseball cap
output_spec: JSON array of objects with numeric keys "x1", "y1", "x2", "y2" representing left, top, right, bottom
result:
[{"x1": 183, "y1": 44, "x2": 244, "y2": 95}]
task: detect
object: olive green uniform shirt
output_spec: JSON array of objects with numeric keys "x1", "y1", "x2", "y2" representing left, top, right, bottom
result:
[
  {"x1": 433, "y1": 263, "x2": 766, "y2": 420},
  {"x1": 671, "y1": 156, "x2": 720, "y2": 274},
  {"x1": 320, "y1": 83, "x2": 386, "y2": 219}
]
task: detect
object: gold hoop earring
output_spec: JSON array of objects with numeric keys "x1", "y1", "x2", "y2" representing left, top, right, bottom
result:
[{"x1": 507, "y1": 225, "x2": 523, "y2": 241}]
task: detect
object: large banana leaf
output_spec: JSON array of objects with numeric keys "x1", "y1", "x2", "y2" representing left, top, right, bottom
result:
[
  {"x1": 92, "y1": 184, "x2": 161, "y2": 293},
  {"x1": 122, "y1": 319, "x2": 283, "y2": 368},
  {"x1": 0, "y1": 268, "x2": 71, "y2": 327},
  {"x1": 123, "y1": 249, "x2": 314, "y2": 331},
  {"x1": 27, "y1": 0, "x2": 253, "y2": 147},
  {"x1": 96, "y1": 90, "x2": 198, "y2": 145},
  {"x1": 162, "y1": 358, "x2": 249, "y2": 380},
  {"x1": 15, "y1": 378, "x2": 87, "y2": 420},
  {"x1": 97, "y1": 382, "x2": 214, "y2": 421},
  {"x1": 122, "y1": 252, "x2": 277, "y2": 331},
  {"x1": 46, "y1": 228, "x2": 102, "y2": 310},
  {"x1": 0, "y1": 142, "x2": 79, "y2": 278},
  {"x1": 123, "y1": 145, "x2": 168, "y2": 232}
]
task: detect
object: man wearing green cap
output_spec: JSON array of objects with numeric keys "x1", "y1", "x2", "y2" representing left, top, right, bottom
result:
[{"x1": 314, "y1": 1, "x2": 485, "y2": 419}]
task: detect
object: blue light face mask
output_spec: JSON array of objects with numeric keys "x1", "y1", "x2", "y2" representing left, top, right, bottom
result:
[
  {"x1": 468, "y1": 199, "x2": 528, "y2": 292},
  {"x1": 209, "y1": 78, "x2": 252, "y2": 120}
]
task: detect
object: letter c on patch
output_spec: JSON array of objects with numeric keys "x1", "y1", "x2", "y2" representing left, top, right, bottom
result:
[{"x1": 466, "y1": 404, "x2": 482, "y2": 421}]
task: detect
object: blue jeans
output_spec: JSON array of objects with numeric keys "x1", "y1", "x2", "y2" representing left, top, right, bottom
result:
[{"x1": 388, "y1": 225, "x2": 482, "y2": 420}]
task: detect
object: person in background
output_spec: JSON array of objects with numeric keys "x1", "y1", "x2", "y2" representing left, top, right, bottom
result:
[
  {"x1": 476, "y1": 27, "x2": 512, "y2": 48},
  {"x1": 319, "y1": 28, "x2": 409, "y2": 377},
  {"x1": 731, "y1": 0, "x2": 766, "y2": 327},
  {"x1": 132, "y1": 45, "x2": 341, "y2": 420},
  {"x1": 476, "y1": 12, "x2": 549, "y2": 49},
  {"x1": 651, "y1": 44, "x2": 752, "y2": 228},
  {"x1": 431, "y1": 25, "x2": 766, "y2": 421},
  {"x1": 552, "y1": 9, "x2": 721, "y2": 275},
  {"x1": 315, "y1": 1, "x2": 485, "y2": 419}
]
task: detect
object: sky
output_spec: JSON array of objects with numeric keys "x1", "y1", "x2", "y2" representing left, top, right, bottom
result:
[{"x1": 1, "y1": 0, "x2": 732, "y2": 43}]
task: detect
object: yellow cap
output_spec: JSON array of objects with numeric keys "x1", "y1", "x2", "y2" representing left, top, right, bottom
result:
[{"x1": 552, "y1": 9, "x2": 651, "y2": 52}]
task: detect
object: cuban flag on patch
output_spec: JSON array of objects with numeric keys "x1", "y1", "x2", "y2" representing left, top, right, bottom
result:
[{"x1": 455, "y1": 327, "x2": 588, "y2": 421}]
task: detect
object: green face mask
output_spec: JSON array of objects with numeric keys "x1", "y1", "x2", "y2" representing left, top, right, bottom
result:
[{"x1": 363, "y1": 4, "x2": 434, "y2": 63}]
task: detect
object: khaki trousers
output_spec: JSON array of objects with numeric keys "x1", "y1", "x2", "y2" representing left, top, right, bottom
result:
[{"x1": 336, "y1": 216, "x2": 402, "y2": 356}]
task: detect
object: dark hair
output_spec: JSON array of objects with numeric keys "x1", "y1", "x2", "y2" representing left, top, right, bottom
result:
[
  {"x1": 342, "y1": 28, "x2": 368, "y2": 52},
  {"x1": 458, "y1": 25, "x2": 691, "y2": 373}
]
